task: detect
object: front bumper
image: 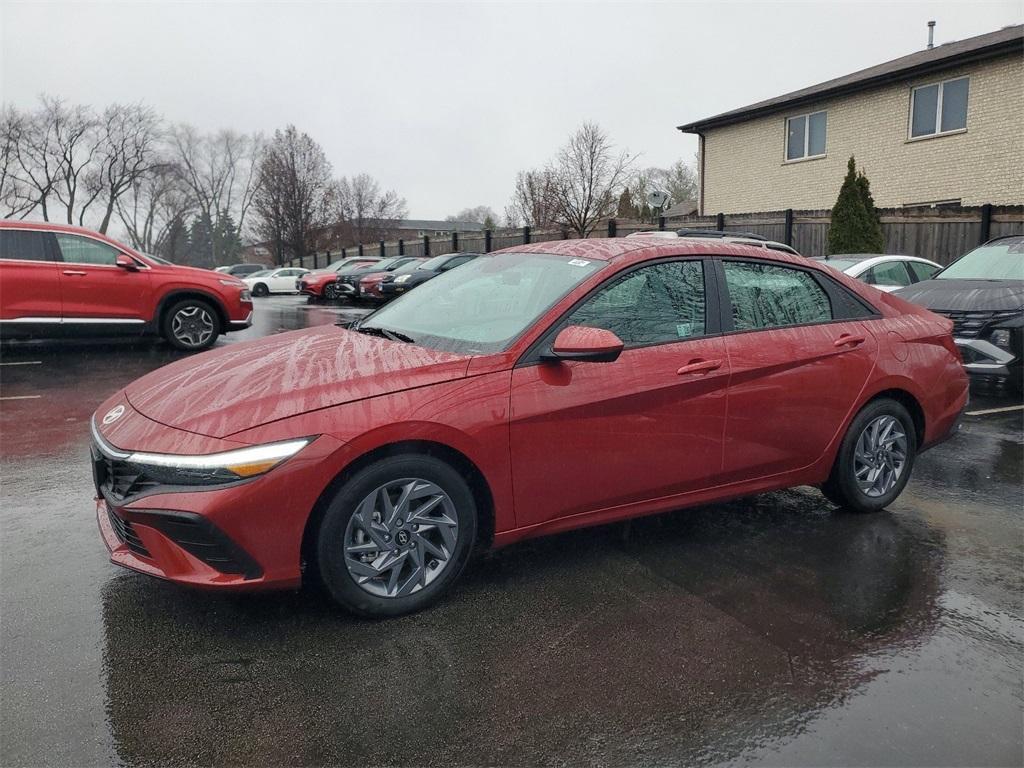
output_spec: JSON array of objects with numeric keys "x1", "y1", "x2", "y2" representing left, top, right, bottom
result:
[
  {"x1": 227, "y1": 311, "x2": 253, "y2": 330},
  {"x1": 955, "y1": 337, "x2": 1018, "y2": 377},
  {"x1": 90, "y1": 398, "x2": 345, "y2": 591}
]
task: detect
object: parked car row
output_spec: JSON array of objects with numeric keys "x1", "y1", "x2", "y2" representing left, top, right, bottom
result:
[{"x1": 2, "y1": 221, "x2": 1020, "y2": 391}]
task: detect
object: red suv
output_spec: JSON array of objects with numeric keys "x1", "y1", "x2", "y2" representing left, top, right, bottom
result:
[
  {"x1": 0, "y1": 221, "x2": 253, "y2": 351},
  {"x1": 91, "y1": 238, "x2": 967, "y2": 617}
]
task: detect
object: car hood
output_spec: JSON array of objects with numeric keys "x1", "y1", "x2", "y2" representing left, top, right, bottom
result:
[
  {"x1": 159, "y1": 264, "x2": 245, "y2": 286},
  {"x1": 124, "y1": 325, "x2": 471, "y2": 438},
  {"x1": 894, "y1": 279, "x2": 1024, "y2": 312}
]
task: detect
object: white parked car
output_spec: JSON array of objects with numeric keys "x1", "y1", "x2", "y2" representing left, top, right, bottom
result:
[
  {"x1": 242, "y1": 267, "x2": 310, "y2": 297},
  {"x1": 814, "y1": 254, "x2": 942, "y2": 292}
]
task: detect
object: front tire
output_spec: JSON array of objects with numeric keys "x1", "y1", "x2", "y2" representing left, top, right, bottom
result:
[
  {"x1": 822, "y1": 398, "x2": 917, "y2": 513},
  {"x1": 252, "y1": 282, "x2": 269, "y2": 297},
  {"x1": 323, "y1": 282, "x2": 340, "y2": 301},
  {"x1": 316, "y1": 455, "x2": 477, "y2": 617},
  {"x1": 162, "y1": 299, "x2": 220, "y2": 351}
]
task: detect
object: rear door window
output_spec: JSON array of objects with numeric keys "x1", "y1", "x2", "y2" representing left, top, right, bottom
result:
[
  {"x1": 0, "y1": 230, "x2": 54, "y2": 262},
  {"x1": 864, "y1": 261, "x2": 912, "y2": 287},
  {"x1": 908, "y1": 261, "x2": 940, "y2": 282},
  {"x1": 723, "y1": 261, "x2": 832, "y2": 331},
  {"x1": 55, "y1": 234, "x2": 120, "y2": 266}
]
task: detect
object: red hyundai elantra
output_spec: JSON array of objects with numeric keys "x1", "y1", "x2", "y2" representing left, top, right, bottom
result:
[{"x1": 91, "y1": 238, "x2": 967, "y2": 616}]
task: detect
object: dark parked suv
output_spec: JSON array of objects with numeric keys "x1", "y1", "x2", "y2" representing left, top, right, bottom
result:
[{"x1": 896, "y1": 235, "x2": 1023, "y2": 391}]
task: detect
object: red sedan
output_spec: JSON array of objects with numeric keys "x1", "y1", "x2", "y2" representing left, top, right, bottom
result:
[
  {"x1": 359, "y1": 257, "x2": 427, "y2": 301},
  {"x1": 91, "y1": 238, "x2": 967, "y2": 616}
]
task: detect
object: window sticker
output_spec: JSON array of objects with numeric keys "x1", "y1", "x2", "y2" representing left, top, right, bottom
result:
[{"x1": 568, "y1": 259, "x2": 592, "y2": 267}]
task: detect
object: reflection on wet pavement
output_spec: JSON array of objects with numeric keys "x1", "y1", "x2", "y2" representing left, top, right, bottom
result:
[{"x1": 1, "y1": 297, "x2": 1021, "y2": 766}]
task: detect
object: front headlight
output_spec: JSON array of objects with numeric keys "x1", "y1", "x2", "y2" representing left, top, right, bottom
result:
[
  {"x1": 989, "y1": 329, "x2": 1012, "y2": 349},
  {"x1": 94, "y1": 423, "x2": 314, "y2": 485},
  {"x1": 395, "y1": 274, "x2": 412, "y2": 284},
  {"x1": 240, "y1": 289, "x2": 252, "y2": 301},
  {"x1": 219, "y1": 279, "x2": 244, "y2": 287}
]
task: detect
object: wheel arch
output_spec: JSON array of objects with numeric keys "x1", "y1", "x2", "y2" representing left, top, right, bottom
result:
[
  {"x1": 156, "y1": 289, "x2": 229, "y2": 332},
  {"x1": 299, "y1": 439, "x2": 496, "y2": 585},
  {"x1": 861, "y1": 387, "x2": 926, "y2": 448}
]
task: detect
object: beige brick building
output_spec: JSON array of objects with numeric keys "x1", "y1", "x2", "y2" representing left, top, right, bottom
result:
[{"x1": 679, "y1": 25, "x2": 1023, "y2": 215}]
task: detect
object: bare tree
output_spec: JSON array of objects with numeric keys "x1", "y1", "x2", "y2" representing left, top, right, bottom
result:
[
  {"x1": 92, "y1": 103, "x2": 162, "y2": 233},
  {"x1": 639, "y1": 158, "x2": 698, "y2": 210},
  {"x1": 252, "y1": 126, "x2": 333, "y2": 264},
  {"x1": 548, "y1": 123, "x2": 632, "y2": 237},
  {"x1": 505, "y1": 168, "x2": 558, "y2": 229},
  {"x1": 169, "y1": 125, "x2": 263, "y2": 261},
  {"x1": 0, "y1": 107, "x2": 35, "y2": 218},
  {"x1": 116, "y1": 161, "x2": 193, "y2": 256},
  {"x1": 446, "y1": 205, "x2": 498, "y2": 229},
  {"x1": 332, "y1": 173, "x2": 407, "y2": 245}
]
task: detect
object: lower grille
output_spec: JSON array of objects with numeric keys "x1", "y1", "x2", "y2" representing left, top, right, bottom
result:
[
  {"x1": 94, "y1": 450, "x2": 162, "y2": 502},
  {"x1": 937, "y1": 309, "x2": 1020, "y2": 339},
  {"x1": 107, "y1": 507, "x2": 152, "y2": 558},
  {"x1": 127, "y1": 512, "x2": 262, "y2": 579}
]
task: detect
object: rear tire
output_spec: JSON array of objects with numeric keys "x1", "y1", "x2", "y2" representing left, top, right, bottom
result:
[
  {"x1": 161, "y1": 298, "x2": 220, "y2": 351},
  {"x1": 822, "y1": 398, "x2": 917, "y2": 513},
  {"x1": 316, "y1": 454, "x2": 477, "y2": 617}
]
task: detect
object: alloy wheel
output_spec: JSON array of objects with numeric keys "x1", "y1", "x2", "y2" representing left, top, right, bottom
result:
[
  {"x1": 853, "y1": 415, "x2": 908, "y2": 498},
  {"x1": 170, "y1": 305, "x2": 215, "y2": 348},
  {"x1": 343, "y1": 478, "x2": 459, "y2": 598}
]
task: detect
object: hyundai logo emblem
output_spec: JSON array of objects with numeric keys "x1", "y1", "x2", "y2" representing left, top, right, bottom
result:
[{"x1": 102, "y1": 405, "x2": 126, "y2": 425}]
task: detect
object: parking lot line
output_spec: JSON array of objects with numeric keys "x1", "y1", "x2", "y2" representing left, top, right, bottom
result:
[
  {"x1": 0, "y1": 361, "x2": 43, "y2": 366},
  {"x1": 965, "y1": 404, "x2": 1024, "y2": 416},
  {"x1": 0, "y1": 395, "x2": 42, "y2": 401}
]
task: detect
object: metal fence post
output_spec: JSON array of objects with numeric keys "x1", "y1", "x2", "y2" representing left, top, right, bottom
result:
[
  {"x1": 358, "y1": 243, "x2": 364, "y2": 257},
  {"x1": 523, "y1": 225, "x2": 531, "y2": 245},
  {"x1": 379, "y1": 240, "x2": 385, "y2": 257},
  {"x1": 341, "y1": 247, "x2": 346, "y2": 259},
  {"x1": 484, "y1": 230, "x2": 492, "y2": 253},
  {"x1": 979, "y1": 203, "x2": 993, "y2": 244},
  {"x1": 658, "y1": 216, "x2": 666, "y2": 231},
  {"x1": 452, "y1": 231, "x2": 459, "y2": 252},
  {"x1": 607, "y1": 219, "x2": 617, "y2": 238},
  {"x1": 423, "y1": 234, "x2": 431, "y2": 257},
  {"x1": 784, "y1": 208, "x2": 794, "y2": 245},
  {"x1": 716, "y1": 212, "x2": 725, "y2": 231},
  {"x1": 562, "y1": 228, "x2": 569, "y2": 239},
  {"x1": 398, "y1": 239, "x2": 404, "y2": 256}
]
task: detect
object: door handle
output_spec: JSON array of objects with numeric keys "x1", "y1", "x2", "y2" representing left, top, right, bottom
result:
[
  {"x1": 62, "y1": 270, "x2": 87, "y2": 277},
  {"x1": 677, "y1": 358, "x2": 723, "y2": 376},
  {"x1": 833, "y1": 334, "x2": 866, "y2": 348}
]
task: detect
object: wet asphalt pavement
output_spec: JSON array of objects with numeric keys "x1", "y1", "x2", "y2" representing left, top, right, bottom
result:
[{"x1": 1, "y1": 296, "x2": 1022, "y2": 767}]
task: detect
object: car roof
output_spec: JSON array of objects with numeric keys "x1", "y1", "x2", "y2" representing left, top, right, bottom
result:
[
  {"x1": 0, "y1": 219, "x2": 109, "y2": 237},
  {"x1": 500, "y1": 237, "x2": 811, "y2": 265}
]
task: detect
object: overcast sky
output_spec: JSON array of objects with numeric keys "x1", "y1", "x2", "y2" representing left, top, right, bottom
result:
[{"x1": 1, "y1": 1, "x2": 1021, "y2": 220}]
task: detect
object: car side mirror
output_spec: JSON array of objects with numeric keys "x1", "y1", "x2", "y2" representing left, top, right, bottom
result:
[
  {"x1": 542, "y1": 325, "x2": 624, "y2": 363},
  {"x1": 115, "y1": 254, "x2": 139, "y2": 272}
]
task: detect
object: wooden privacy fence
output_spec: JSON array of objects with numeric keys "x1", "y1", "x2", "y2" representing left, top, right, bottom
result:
[{"x1": 285, "y1": 204, "x2": 1023, "y2": 269}]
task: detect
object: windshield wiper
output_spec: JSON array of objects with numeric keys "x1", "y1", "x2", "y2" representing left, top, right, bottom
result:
[{"x1": 354, "y1": 325, "x2": 416, "y2": 344}]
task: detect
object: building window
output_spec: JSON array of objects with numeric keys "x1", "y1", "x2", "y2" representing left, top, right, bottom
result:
[
  {"x1": 785, "y1": 111, "x2": 827, "y2": 161},
  {"x1": 910, "y1": 77, "x2": 969, "y2": 138}
]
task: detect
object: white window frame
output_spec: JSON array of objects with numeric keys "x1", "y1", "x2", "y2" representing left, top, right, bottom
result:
[
  {"x1": 908, "y1": 76, "x2": 969, "y2": 140},
  {"x1": 784, "y1": 110, "x2": 827, "y2": 162}
]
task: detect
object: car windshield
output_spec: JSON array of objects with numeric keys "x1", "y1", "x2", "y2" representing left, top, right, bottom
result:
[
  {"x1": 359, "y1": 252, "x2": 605, "y2": 354},
  {"x1": 822, "y1": 259, "x2": 862, "y2": 271},
  {"x1": 938, "y1": 240, "x2": 1024, "y2": 280},
  {"x1": 392, "y1": 259, "x2": 425, "y2": 274},
  {"x1": 143, "y1": 252, "x2": 173, "y2": 265},
  {"x1": 417, "y1": 254, "x2": 452, "y2": 270}
]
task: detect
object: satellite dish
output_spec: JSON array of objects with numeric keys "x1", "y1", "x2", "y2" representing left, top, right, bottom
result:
[{"x1": 647, "y1": 190, "x2": 669, "y2": 209}]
